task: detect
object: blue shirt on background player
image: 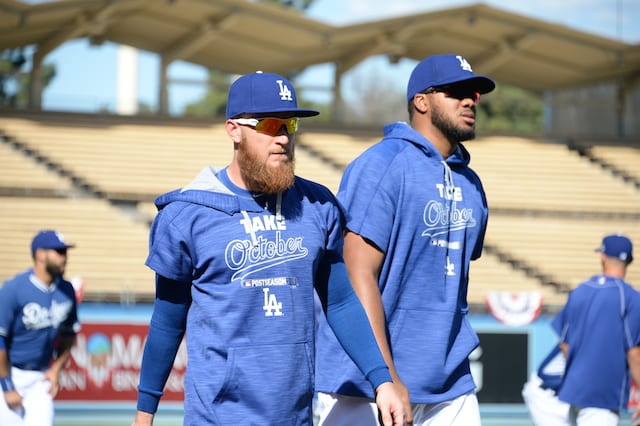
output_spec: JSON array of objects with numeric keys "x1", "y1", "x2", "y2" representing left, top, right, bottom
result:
[
  {"x1": 0, "y1": 230, "x2": 80, "y2": 426},
  {"x1": 315, "y1": 54, "x2": 494, "y2": 426},
  {"x1": 131, "y1": 71, "x2": 406, "y2": 426},
  {"x1": 553, "y1": 234, "x2": 640, "y2": 426}
]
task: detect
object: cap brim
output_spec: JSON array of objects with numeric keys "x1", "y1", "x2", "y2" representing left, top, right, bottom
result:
[
  {"x1": 231, "y1": 108, "x2": 319, "y2": 119},
  {"x1": 50, "y1": 244, "x2": 75, "y2": 249},
  {"x1": 449, "y1": 76, "x2": 496, "y2": 94}
]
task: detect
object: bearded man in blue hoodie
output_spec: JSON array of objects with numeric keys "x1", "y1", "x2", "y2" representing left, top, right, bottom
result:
[
  {"x1": 315, "y1": 54, "x2": 495, "y2": 425},
  {"x1": 131, "y1": 71, "x2": 406, "y2": 426}
]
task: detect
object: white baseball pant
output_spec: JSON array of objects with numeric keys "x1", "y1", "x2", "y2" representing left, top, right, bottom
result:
[
  {"x1": 0, "y1": 367, "x2": 53, "y2": 426},
  {"x1": 315, "y1": 390, "x2": 481, "y2": 425}
]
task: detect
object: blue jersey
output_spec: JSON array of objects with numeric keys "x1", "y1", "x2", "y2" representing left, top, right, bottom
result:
[
  {"x1": 316, "y1": 122, "x2": 488, "y2": 403},
  {"x1": 142, "y1": 167, "x2": 387, "y2": 425},
  {"x1": 553, "y1": 275, "x2": 640, "y2": 412},
  {"x1": 0, "y1": 270, "x2": 79, "y2": 371}
]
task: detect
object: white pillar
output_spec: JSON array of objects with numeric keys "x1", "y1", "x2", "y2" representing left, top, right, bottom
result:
[{"x1": 117, "y1": 45, "x2": 138, "y2": 115}]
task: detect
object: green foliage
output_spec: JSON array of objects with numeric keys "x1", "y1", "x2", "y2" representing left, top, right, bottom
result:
[
  {"x1": 476, "y1": 85, "x2": 544, "y2": 135},
  {"x1": 1, "y1": 48, "x2": 55, "y2": 108},
  {"x1": 137, "y1": 102, "x2": 155, "y2": 115}
]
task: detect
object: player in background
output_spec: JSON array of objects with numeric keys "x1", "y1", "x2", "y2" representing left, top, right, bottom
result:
[
  {"x1": 315, "y1": 53, "x2": 495, "y2": 425},
  {"x1": 0, "y1": 230, "x2": 80, "y2": 426},
  {"x1": 553, "y1": 234, "x2": 640, "y2": 426},
  {"x1": 131, "y1": 71, "x2": 406, "y2": 426}
]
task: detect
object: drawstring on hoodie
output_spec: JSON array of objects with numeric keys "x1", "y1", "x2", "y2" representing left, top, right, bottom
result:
[
  {"x1": 276, "y1": 192, "x2": 283, "y2": 225},
  {"x1": 441, "y1": 160, "x2": 455, "y2": 196}
]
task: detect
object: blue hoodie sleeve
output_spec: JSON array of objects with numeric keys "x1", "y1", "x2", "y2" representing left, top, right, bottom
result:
[
  {"x1": 146, "y1": 203, "x2": 194, "y2": 282},
  {"x1": 322, "y1": 260, "x2": 392, "y2": 390},
  {"x1": 137, "y1": 275, "x2": 190, "y2": 414}
]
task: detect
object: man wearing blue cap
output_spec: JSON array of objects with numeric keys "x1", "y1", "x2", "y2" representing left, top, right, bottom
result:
[
  {"x1": 0, "y1": 230, "x2": 80, "y2": 426},
  {"x1": 315, "y1": 53, "x2": 495, "y2": 425},
  {"x1": 551, "y1": 234, "x2": 640, "y2": 425},
  {"x1": 132, "y1": 71, "x2": 406, "y2": 426}
]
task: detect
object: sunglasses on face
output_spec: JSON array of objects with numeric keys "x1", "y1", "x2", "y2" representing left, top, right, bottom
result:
[
  {"x1": 233, "y1": 117, "x2": 299, "y2": 135},
  {"x1": 45, "y1": 248, "x2": 67, "y2": 255},
  {"x1": 424, "y1": 85, "x2": 481, "y2": 103}
]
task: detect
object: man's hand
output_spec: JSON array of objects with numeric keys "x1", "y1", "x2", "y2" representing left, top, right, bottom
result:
[
  {"x1": 375, "y1": 381, "x2": 411, "y2": 425},
  {"x1": 132, "y1": 410, "x2": 155, "y2": 426},
  {"x1": 43, "y1": 368, "x2": 61, "y2": 398},
  {"x1": 390, "y1": 378, "x2": 412, "y2": 424},
  {"x1": 3, "y1": 389, "x2": 23, "y2": 411}
]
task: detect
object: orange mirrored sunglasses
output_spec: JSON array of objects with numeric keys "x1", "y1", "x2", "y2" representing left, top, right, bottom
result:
[{"x1": 233, "y1": 117, "x2": 299, "y2": 135}]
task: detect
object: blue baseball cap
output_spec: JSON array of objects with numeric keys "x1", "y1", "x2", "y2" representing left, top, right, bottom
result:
[
  {"x1": 595, "y1": 234, "x2": 633, "y2": 263},
  {"x1": 31, "y1": 229, "x2": 75, "y2": 253},
  {"x1": 226, "y1": 71, "x2": 319, "y2": 119},
  {"x1": 407, "y1": 54, "x2": 496, "y2": 100}
]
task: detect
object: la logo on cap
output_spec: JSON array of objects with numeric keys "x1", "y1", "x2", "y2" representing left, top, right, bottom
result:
[
  {"x1": 456, "y1": 55, "x2": 473, "y2": 72},
  {"x1": 276, "y1": 80, "x2": 293, "y2": 101}
]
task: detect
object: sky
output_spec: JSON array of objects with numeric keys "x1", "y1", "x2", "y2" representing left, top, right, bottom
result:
[{"x1": 18, "y1": 0, "x2": 640, "y2": 114}]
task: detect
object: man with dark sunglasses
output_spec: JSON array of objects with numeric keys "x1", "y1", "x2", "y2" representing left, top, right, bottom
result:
[
  {"x1": 0, "y1": 230, "x2": 80, "y2": 426},
  {"x1": 315, "y1": 54, "x2": 496, "y2": 425},
  {"x1": 132, "y1": 71, "x2": 406, "y2": 426}
]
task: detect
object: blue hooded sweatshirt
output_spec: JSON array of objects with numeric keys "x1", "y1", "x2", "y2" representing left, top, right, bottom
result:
[
  {"x1": 316, "y1": 122, "x2": 488, "y2": 403},
  {"x1": 137, "y1": 167, "x2": 390, "y2": 425}
]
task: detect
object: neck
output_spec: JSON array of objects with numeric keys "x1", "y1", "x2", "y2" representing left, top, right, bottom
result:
[
  {"x1": 411, "y1": 121, "x2": 456, "y2": 158},
  {"x1": 602, "y1": 261, "x2": 626, "y2": 279},
  {"x1": 226, "y1": 162, "x2": 247, "y2": 190},
  {"x1": 33, "y1": 267, "x2": 54, "y2": 286}
]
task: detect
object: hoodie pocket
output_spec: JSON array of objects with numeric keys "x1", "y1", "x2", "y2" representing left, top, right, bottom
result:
[{"x1": 212, "y1": 342, "x2": 314, "y2": 425}]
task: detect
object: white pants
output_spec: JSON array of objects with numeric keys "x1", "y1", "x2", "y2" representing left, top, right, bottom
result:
[
  {"x1": 569, "y1": 406, "x2": 619, "y2": 426},
  {"x1": 521, "y1": 372, "x2": 570, "y2": 426},
  {"x1": 0, "y1": 368, "x2": 53, "y2": 426},
  {"x1": 315, "y1": 390, "x2": 481, "y2": 425},
  {"x1": 521, "y1": 373, "x2": 619, "y2": 426}
]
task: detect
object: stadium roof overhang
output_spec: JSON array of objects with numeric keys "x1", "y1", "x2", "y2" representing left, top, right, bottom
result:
[{"x1": 1, "y1": 0, "x2": 639, "y2": 108}]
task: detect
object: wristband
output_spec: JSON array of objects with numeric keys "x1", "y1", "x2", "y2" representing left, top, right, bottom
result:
[{"x1": 0, "y1": 376, "x2": 15, "y2": 392}]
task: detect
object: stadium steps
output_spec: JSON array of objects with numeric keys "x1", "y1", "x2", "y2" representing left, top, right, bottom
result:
[
  {"x1": 0, "y1": 128, "x2": 105, "y2": 198},
  {"x1": 566, "y1": 140, "x2": 640, "y2": 190}
]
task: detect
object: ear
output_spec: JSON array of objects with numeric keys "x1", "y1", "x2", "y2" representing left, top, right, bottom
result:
[
  {"x1": 225, "y1": 119, "x2": 241, "y2": 143},
  {"x1": 412, "y1": 93, "x2": 429, "y2": 114},
  {"x1": 33, "y1": 248, "x2": 44, "y2": 262}
]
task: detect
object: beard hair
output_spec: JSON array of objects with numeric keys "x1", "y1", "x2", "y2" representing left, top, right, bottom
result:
[
  {"x1": 237, "y1": 142, "x2": 295, "y2": 194},
  {"x1": 45, "y1": 260, "x2": 63, "y2": 279},
  {"x1": 430, "y1": 102, "x2": 476, "y2": 142}
]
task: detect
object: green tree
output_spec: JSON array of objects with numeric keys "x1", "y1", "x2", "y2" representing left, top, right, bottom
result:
[
  {"x1": 1, "y1": 48, "x2": 56, "y2": 109},
  {"x1": 477, "y1": 85, "x2": 544, "y2": 135}
]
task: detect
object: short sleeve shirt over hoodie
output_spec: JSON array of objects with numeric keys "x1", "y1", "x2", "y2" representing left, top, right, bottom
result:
[
  {"x1": 146, "y1": 167, "x2": 347, "y2": 425},
  {"x1": 316, "y1": 121, "x2": 489, "y2": 403}
]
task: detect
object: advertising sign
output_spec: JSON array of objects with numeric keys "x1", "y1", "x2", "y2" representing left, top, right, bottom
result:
[{"x1": 58, "y1": 322, "x2": 186, "y2": 401}]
